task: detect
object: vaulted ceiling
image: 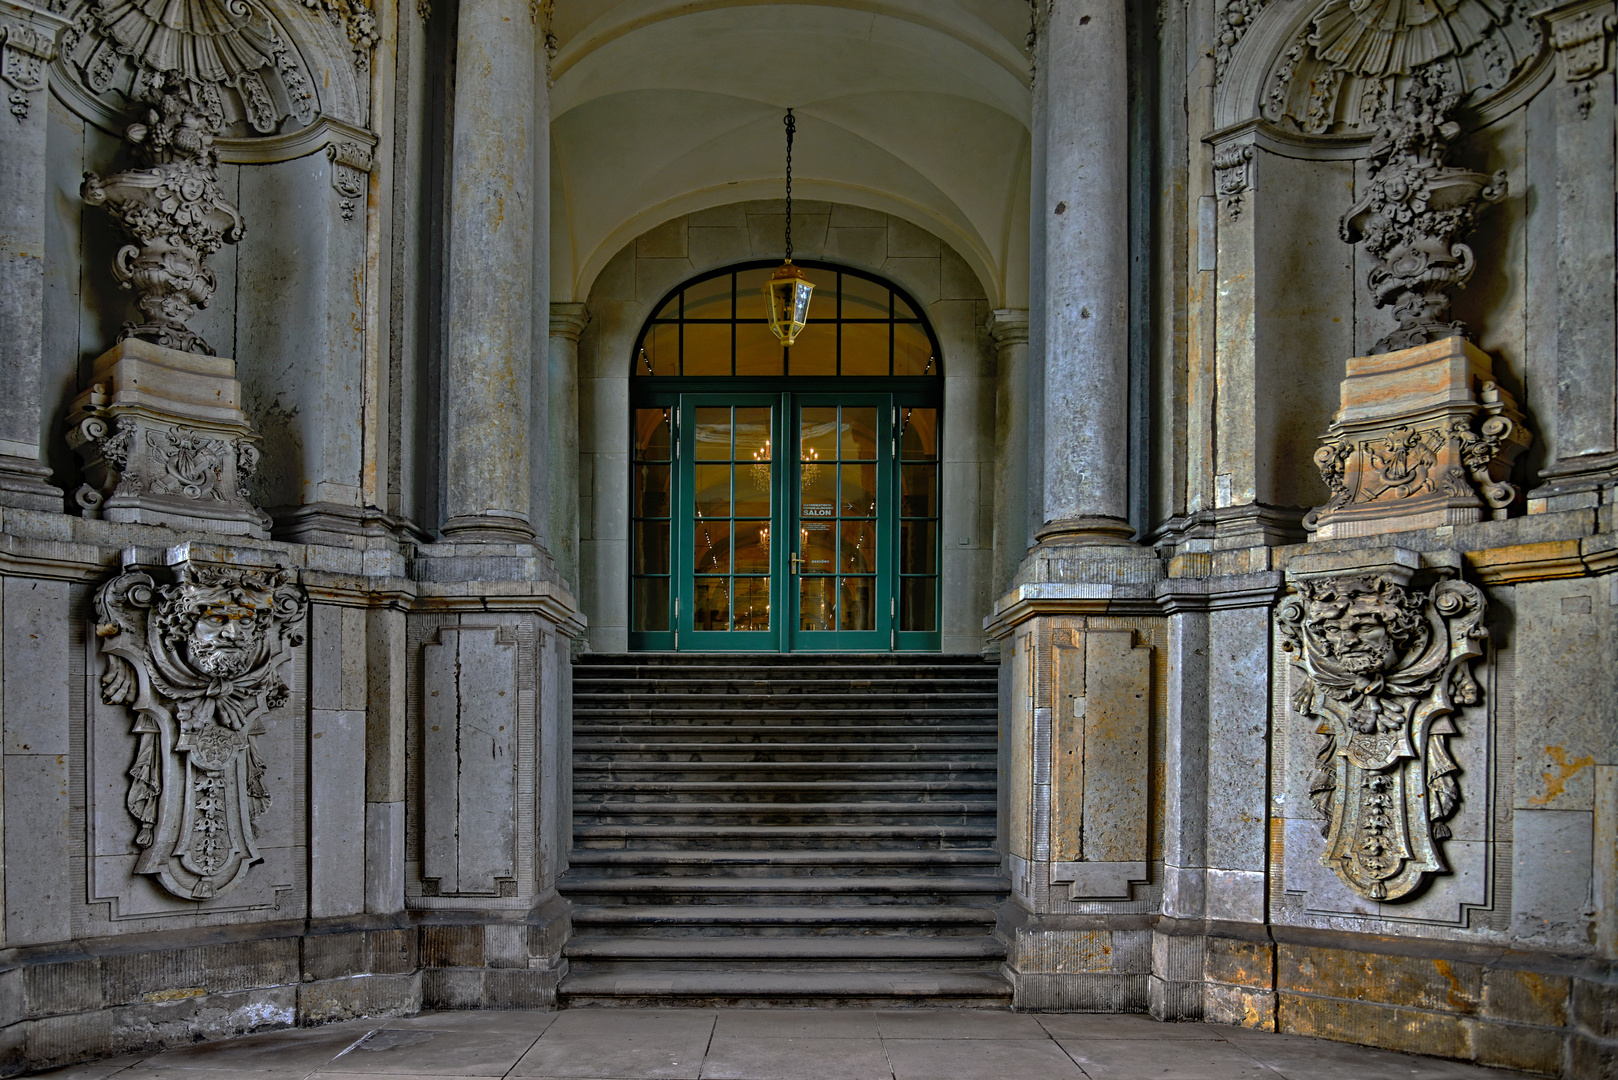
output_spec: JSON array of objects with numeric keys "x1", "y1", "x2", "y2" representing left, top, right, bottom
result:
[{"x1": 549, "y1": 0, "x2": 1033, "y2": 306}]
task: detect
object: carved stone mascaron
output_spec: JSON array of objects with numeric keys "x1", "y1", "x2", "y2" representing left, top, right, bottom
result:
[
  {"x1": 1279, "y1": 552, "x2": 1487, "y2": 902},
  {"x1": 96, "y1": 557, "x2": 306, "y2": 900}
]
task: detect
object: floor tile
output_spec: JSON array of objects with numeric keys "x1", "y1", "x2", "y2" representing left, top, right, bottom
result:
[
  {"x1": 884, "y1": 1037, "x2": 1086, "y2": 1080},
  {"x1": 134, "y1": 1024, "x2": 376, "y2": 1072},
  {"x1": 700, "y1": 1035, "x2": 891, "y2": 1080},
  {"x1": 872, "y1": 1008, "x2": 1049, "y2": 1040},
  {"x1": 33, "y1": 1056, "x2": 150, "y2": 1078},
  {"x1": 319, "y1": 1027, "x2": 541, "y2": 1076},
  {"x1": 712, "y1": 1008, "x2": 881, "y2": 1040},
  {"x1": 119, "y1": 1069, "x2": 314, "y2": 1080},
  {"x1": 1052, "y1": 1036, "x2": 1281, "y2": 1079},
  {"x1": 541, "y1": 1007, "x2": 718, "y2": 1038},
  {"x1": 383, "y1": 1010, "x2": 559, "y2": 1036},
  {"x1": 1037, "y1": 1013, "x2": 1231, "y2": 1040},
  {"x1": 510, "y1": 1028, "x2": 714, "y2": 1079},
  {"x1": 1234, "y1": 1034, "x2": 1531, "y2": 1079}
]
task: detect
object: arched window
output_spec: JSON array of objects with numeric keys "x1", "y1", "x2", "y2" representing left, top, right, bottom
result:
[{"x1": 628, "y1": 262, "x2": 943, "y2": 652}]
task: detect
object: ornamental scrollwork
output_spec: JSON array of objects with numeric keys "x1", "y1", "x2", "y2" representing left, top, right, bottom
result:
[
  {"x1": 0, "y1": 18, "x2": 54, "y2": 122},
  {"x1": 96, "y1": 560, "x2": 306, "y2": 900},
  {"x1": 82, "y1": 77, "x2": 246, "y2": 356},
  {"x1": 1339, "y1": 74, "x2": 1506, "y2": 353},
  {"x1": 1278, "y1": 567, "x2": 1486, "y2": 901}
]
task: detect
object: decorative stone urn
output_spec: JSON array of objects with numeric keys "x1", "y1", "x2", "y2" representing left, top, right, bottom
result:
[
  {"x1": 81, "y1": 72, "x2": 245, "y2": 357},
  {"x1": 1305, "y1": 336, "x2": 1531, "y2": 539},
  {"x1": 1340, "y1": 74, "x2": 1507, "y2": 355},
  {"x1": 66, "y1": 338, "x2": 272, "y2": 537}
]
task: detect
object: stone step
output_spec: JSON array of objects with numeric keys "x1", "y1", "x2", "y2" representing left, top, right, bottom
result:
[
  {"x1": 574, "y1": 800, "x2": 994, "y2": 816},
  {"x1": 574, "y1": 779, "x2": 997, "y2": 795},
  {"x1": 574, "y1": 823, "x2": 997, "y2": 842},
  {"x1": 557, "y1": 969, "x2": 1013, "y2": 1006},
  {"x1": 565, "y1": 936, "x2": 1004, "y2": 961},
  {"x1": 575, "y1": 724, "x2": 996, "y2": 737},
  {"x1": 567, "y1": 848, "x2": 1002, "y2": 869},
  {"x1": 574, "y1": 747, "x2": 995, "y2": 764},
  {"x1": 562, "y1": 873, "x2": 1006, "y2": 897},
  {"x1": 575, "y1": 760, "x2": 995, "y2": 774},
  {"x1": 574, "y1": 708, "x2": 996, "y2": 722},
  {"x1": 575, "y1": 737, "x2": 996, "y2": 751},
  {"x1": 570, "y1": 903, "x2": 999, "y2": 927}
]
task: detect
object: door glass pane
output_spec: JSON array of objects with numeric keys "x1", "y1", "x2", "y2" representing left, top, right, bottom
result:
[
  {"x1": 894, "y1": 322, "x2": 933, "y2": 375},
  {"x1": 694, "y1": 464, "x2": 731, "y2": 518},
  {"x1": 840, "y1": 520, "x2": 876, "y2": 573},
  {"x1": 900, "y1": 577, "x2": 936, "y2": 632},
  {"x1": 735, "y1": 465, "x2": 771, "y2": 518},
  {"x1": 840, "y1": 464, "x2": 877, "y2": 517},
  {"x1": 840, "y1": 408, "x2": 878, "y2": 459},
  {"x1": 636, "y1": 408, "x2": 672, "y2": 459},
  {"x1": 682, "y1": 274, "x2": 732, "y2": 319},
  {"x1": 634, "y1": 578, "x2": 670, "y2": 631},
  {"x1": 799, "y1": 576, "x2": 834, "y2": 631},
  {"x1": 695, "y1": 577, "x2": 730, "y2": 630},
  {"x1": 734, "y1": 408, "x2": 771, "y2": 458},
  {"x1": 634, "y1": 521, "x2": 670, "y2": 574},
  {"x1": 800, "y1": 520, "x2": 835, "y2": 574},
  {"x1": 694, "y1": 520, "x2": 731, "y2": 573},
  {"x1": 901, "y1": 520, "x2": 937, "y2": 574},
  {"x1": 635, "y1": 463, "x2": 671, "y2": 518},
  {"x1": 899, "y1": 407, "x2": 937, "y2": 458},
  {"x1": 694, "y1": 407, "x2": 731, "y2": 459},
  {"x1": 839, "y1": 577, "x2": 875, "y2": 630},
  {"x1": 733, "y1": 577, "x2": 770, "y2": 630},
  {"x1": 800, "y1": 464, "x2": 836, "y2": 516},
  {"x1": 734, "y1": 522, "x2": 771, "y2": 572},
  {"x1": 900, "y1": 463, "x2": 937, "y2": 517},
  {"x1": 735, "y1": 267, "x2": 772, "y2": 321},
  {"x1": 800, "y1": 407, "x2": 837, "y2": 460},
  {"x1": 640, "y1": 324, "x2": 677, "y2": 376}
]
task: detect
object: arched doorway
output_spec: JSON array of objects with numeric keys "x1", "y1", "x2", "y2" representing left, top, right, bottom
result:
[{"x1": 628, "y1": 262, "x2": 943, "y2": 652}]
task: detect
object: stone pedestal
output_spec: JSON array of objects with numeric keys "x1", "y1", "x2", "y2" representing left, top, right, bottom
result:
[
  {"x1": 66, "y1": 339, "x2": 271, "y2": 537},
  {"x1": 1306, "y1": 336, "x2": 1531, "y2": 539}
]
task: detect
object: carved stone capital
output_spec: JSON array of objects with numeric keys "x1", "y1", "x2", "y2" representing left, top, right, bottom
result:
[
  {"x1": 1306, "y1": 336, "x2": 1532, "y2": 538},
  {"x1": 95, "y1": 555, "x2": 307, "y2": 900},
  {"x1": 67, "y1": 339, "x2": 273, "y2": 537},
  {"x1": 1550, "y1": 6, "x2": 1616, "y2": 80},
  {"x1": 985, "y1": 308, "x2": 1030, "y2": 349},
  {"x1": 1279, "y1": 549, "x2": 1486, "y2": 902},
  {"x1": 549, "y1": 301, "x2": 590, "y2": 342},
  {"x1": 327, "y1": 138, "x2": 374, "y2": 219}
]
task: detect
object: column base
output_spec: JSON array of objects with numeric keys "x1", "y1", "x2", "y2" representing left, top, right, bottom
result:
[
  {"x1": 440, "y1": 513, "x2": 538, "y2": 544},
  {"x1": 270, "y1": 502, "x2": 428, "y2": 548},
  {"x1": 0, "y1": 453, "x2": 62, "y2": 512},
  {"x1": 1009, "y1": 516, "x2": 1164, "y2": 593}
]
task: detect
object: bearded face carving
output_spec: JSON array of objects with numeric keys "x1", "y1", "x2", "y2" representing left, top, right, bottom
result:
[
  {"x1": 96, "y1": 560, "x2": 305, "y2": 900},
  {"x1": 1278, "y1": 567, "x2": 1486, "y2": 901}
]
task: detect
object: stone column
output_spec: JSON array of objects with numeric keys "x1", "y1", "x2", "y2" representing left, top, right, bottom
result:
[
  {"x1": 0, "y1": 2, "x2": 66, "y2": 512},
  {"x1": 549, "y1": 304, "x2": 589, "y2": 591},
  {"x1": 440, "y1": 0, "x2": 537, "y2": 541},
  {"x1": 989, "y1": 309, "x2": 1030, "y2": 592},
  {"x1": 1037, "y1": 0, "x2": 1133, "y2": 548},
  {"x1": 1531, "y1": 0, "x2": 1618, "y2": 511}
]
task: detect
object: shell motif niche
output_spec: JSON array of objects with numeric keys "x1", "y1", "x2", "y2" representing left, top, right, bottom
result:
[{"x1": 1262, "y1": 0, "x2": 1544, "y2": 135}]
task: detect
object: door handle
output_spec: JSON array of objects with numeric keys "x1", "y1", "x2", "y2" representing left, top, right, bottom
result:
[{"x1": 790, "y1": 553, "x2": 801, "y2": 575}]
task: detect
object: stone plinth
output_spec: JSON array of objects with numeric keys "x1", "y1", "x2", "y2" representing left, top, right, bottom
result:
[
  {"x1": 1306, "y1": 336, "x2": 1531, "y2": 540},
  {"x1": 66, "y1": 339, "x2": 271, "y2": 537}
]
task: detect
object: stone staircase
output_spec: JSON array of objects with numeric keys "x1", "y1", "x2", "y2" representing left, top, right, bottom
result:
[{"x1": 556, "y1": 653, "x2": 1012, "y2": 1006}]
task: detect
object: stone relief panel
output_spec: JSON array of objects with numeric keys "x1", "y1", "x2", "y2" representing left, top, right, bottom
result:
[
  {"x1": 1277, "y1": 555, "x2": 1488, "y2": 904},
  {"x1": 93, "y1": 556, "x2": 307, "y2": 903},
  {"x1": 0, "y1": 13, "x2": 54, "y2": 121}
]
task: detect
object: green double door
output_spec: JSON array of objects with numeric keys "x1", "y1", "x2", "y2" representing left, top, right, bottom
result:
[{"x1": 629, "y1": 390, "x2": 940, "y2": 652}]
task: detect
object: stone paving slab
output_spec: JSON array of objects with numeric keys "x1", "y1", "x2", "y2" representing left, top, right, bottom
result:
[{"x1": 31, "y1": 1008, "x2": 1539, "y2": 1079}]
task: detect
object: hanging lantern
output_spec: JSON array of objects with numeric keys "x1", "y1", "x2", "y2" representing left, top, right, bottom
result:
[
  {"x1": 764, "y1": 108, "x2": 813, "y2": 346},
  {"x1": 766, "y1": 261, "x2": 813, "y2": 346}
]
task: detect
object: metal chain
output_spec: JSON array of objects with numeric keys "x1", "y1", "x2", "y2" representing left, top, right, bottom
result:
[{"x1": 783, "y1": 108, "x2": 796, "y2": 261}]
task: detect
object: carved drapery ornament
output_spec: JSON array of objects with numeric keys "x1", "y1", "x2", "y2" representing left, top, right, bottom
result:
[
  {"x1": 1340, "y1": 75, "x2": 1507, "y2": 353},
  {"x1": 96, "y1": 560, "x2": 306, "y2": 900},
  {"x1": 1279, "y1": 562, "x2": 1486, "y2": 901},
  {"x1": 82, "y1": 80, "x2": 245, "y2": 355}
]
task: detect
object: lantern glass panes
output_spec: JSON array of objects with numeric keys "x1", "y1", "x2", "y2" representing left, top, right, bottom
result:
[{"x1": 765, "y1": 262, "x2": 814, "y2": 346}]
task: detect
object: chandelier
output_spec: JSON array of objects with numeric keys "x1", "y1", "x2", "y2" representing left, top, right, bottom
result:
[{"x1": 764, "y1": 108, "x2": 814, "y2": 346}]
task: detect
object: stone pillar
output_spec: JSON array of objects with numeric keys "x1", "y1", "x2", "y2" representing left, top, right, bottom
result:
[
  {"x1": 549, "y1": 304, "x2": 589, "y2": 591},
  {"x1": 440, "y1": 0, "x2": 537, "y2": 541},
  {"x1": 1037, "y1": 0, "x2": 1133, "y2": 547},
  {"x1": 0, "y1": 2, "x2": 66, "y2": 512},
  {"x1": 1531, "y1": 0, "x2": 1618, "y2": 511},
  {"x1": 989, "y1": 309, "x2": 1030, "y2": 593}
]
